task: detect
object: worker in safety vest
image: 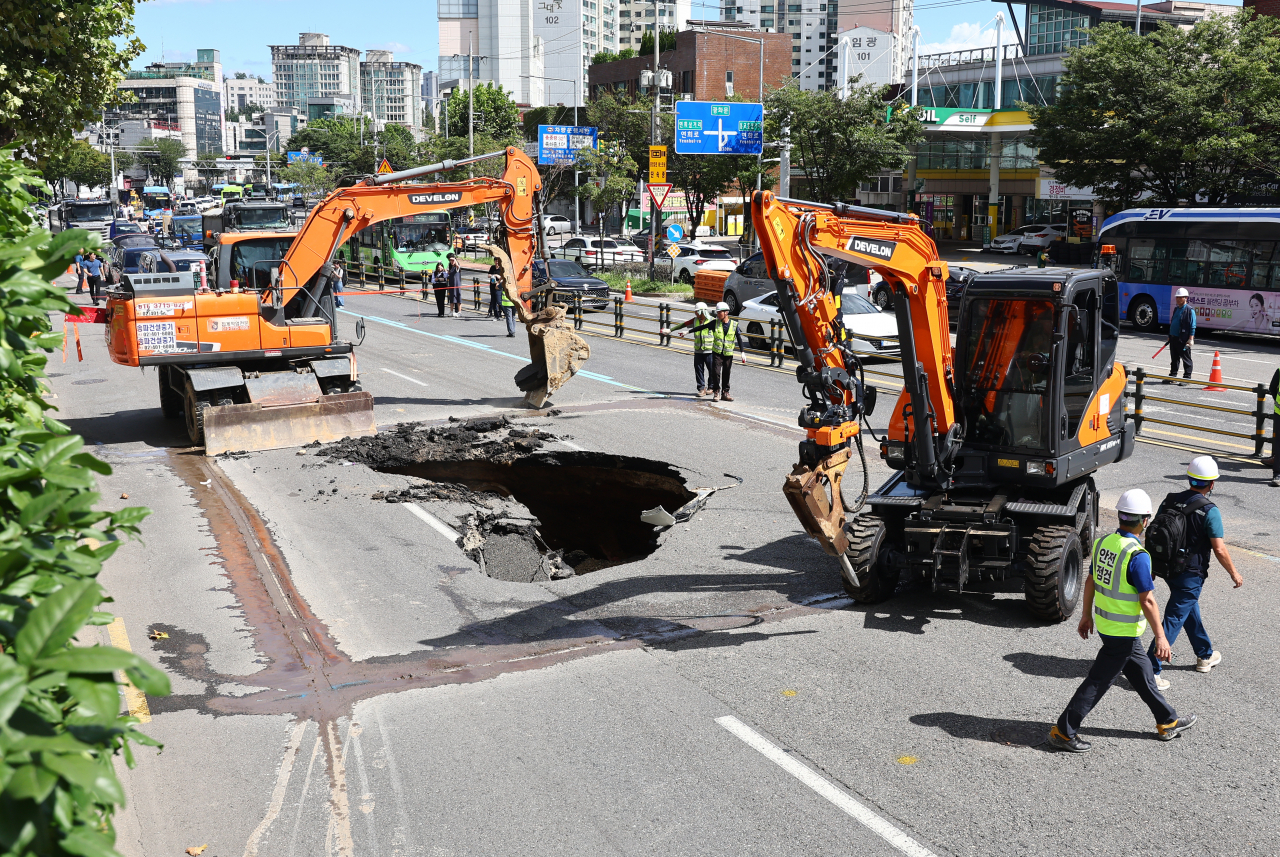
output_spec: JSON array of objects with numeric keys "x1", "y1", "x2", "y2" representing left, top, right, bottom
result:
[
  {"x1": 662, "y1": 302, "x2": 715, "y2": 397},
  {"x1": 685, "y1": 301, "x2": 745, "y2": 402},
  {"x1": 1048, "y1": 489, "x2": 1198, "y2": 753},
  {"x1": 500, "y1": 282, "x2": 517, "y2": 338},
  {"x1": 1265, "y1": 366, "x2": 1280, "y2": 486}
]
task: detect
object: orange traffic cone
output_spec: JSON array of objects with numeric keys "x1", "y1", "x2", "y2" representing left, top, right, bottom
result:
[
  {"x1": 1204, "y1": 350, "x2": 1227, "y2": 392},
  {"x1": 624, "y1": 277, "x2": 634, "y2": 302}
]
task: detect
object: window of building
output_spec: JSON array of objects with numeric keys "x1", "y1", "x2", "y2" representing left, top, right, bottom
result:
[
  {"x1": 761, "y1": 18, "x2": 773, "y2": 26},
  {"x1": 793, "y1": 59, "x2": 801, "y2": 65},
  {"x1": 1027, "y1": 4, "x2": 1090, "y2": 55},
  {"x1": 792, "y1": 45, "x2": 800, "y2": 52},
  {"x1": 792, "y1": 32, "x2": 800, "y2": 38}
]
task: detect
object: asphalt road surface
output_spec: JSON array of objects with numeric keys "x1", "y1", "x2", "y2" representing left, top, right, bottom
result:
[{"x1": 50, "y1": 271, "x2": 1280, "y2": 857}]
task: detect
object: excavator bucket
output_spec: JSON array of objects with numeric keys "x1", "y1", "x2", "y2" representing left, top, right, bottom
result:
[
  {"x1": 488, "y1": 244, "x2": 591, "y2": 408},
  {"x1": 198, "y1": 367, "x2": 376, "y2": 456},
  {"x1": 782, "y1": 447, "x2": 853, "y2": 557}
]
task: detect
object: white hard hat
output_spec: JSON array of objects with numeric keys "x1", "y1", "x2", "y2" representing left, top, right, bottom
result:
[
  {"x1": 1115, "y1": 489, "x2": 1153, "y2": 517},
  {"x1": 1174, "y1": 287, "x2": 1190, "y2": 298},
  {"x1": 715, "y1": 301, "x2": 730, "y2": 312},
  {"x1": 694, "y1": 301, "x2": 708, "y2": 312},
  {"x1": 1187, "y1": 455, "x2": 1219, "y2": 481}
]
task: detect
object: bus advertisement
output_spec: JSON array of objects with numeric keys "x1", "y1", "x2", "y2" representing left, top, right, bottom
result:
[
  {"x1": 339, "y1": 212, "x2": 454, "y2": 277},
  {"x1": 1096, "y1": 208, "x2": 1280, "y2": 336},
  {"x1": 141, "y1": 186, "x2": 172, "y2": 217}
]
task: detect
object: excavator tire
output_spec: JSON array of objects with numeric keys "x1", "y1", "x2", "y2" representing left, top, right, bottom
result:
[
  {"x1": 183, "y1": 383, "x2": 212, "y2": 447},
  {"x1": 1024, "y1": 525, "x2": 1084, "y2": 622},
  {"x1": 841, "y1": 516, "x2": 900, "y2": 603}
]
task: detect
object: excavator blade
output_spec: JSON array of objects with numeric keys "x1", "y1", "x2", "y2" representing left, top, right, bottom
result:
[
  {"x1": 782, "y1": 447, "x2": 852, "y2": 557},
  {"x1": 487, "y1": 243, "x2": 591, "y2": 408},
  {"x1": 203, "y1": 391, "x2": 377, "y2": 456}
]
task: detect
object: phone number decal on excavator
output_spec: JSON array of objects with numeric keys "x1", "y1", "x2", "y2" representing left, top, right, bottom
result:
[
  {"x1": 136, "y1": 321, "x2": 178, "y2": 352},
  {"x1": 136, "y1": 301, "x2": 193, "y2": 317}
]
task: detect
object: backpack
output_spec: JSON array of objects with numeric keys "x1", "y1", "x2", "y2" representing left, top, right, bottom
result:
[{"x1": 1146, "y1": 494, "x2": 1213, "y2": 579}]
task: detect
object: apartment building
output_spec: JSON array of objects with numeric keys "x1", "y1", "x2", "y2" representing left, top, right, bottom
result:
[
  {"x1": 361, "y1": 51, "x2": 424, "y2": 131},
  {"x1": 270, "y1": 34, "x2": 362, "y2": 115}
]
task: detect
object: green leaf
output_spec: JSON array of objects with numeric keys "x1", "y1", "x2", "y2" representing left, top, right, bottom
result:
[
  {"x1": 66, "y1": 677, "x2": 122, "y2": 722},
  {"x1": 15, "y1": 579, "x2": 102, "y2": 664},
  {"x1": 0, "y1": 656, "x2": 26, "y2": 724},
  {"x1": 3, "y1": 763, "x2": 57, "y2": 802},
  {"x1": 124, "y1": 660, "x2": 170, "y2": 698},
  {"x1": 60, "y1": 827, "x2": 122, "y2": 857},
  {"x1": 34, "y1": 646, "x2": 137, "y2": 675},
  {"x1": 42, "y1": 753, "x2": 126, "y2": 805}
]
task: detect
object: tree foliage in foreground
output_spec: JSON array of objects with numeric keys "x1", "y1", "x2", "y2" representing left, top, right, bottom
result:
[
  {"x1": 0, "y1": 146, "x2": 167, "y2": 857},
  {"x1": 1029, "y1": 11, "x2": 1280, "y2": 207}
]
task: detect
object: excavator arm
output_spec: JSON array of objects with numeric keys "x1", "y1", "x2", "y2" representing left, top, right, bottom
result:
[
  {"x1": 751, "y1": 191, "x2": 960, "y2": 557},
  {"x1": 275, "y1": 146, "x2": 588, "y2": 406}
]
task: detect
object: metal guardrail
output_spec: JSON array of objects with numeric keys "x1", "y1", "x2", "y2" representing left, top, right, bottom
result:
[{"x1": 1128, "y1": 366, "x2": 1273, "y2": 457}]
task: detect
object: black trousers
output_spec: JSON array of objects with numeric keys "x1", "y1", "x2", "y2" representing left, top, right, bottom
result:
[
  {"x1": 87, "y1": 275, "x2": 103, "y2": 300},
  {"x1": 434, "y1": 282, "x2": 447, "y2": 316},
  {"x1": 1057, "y1": 633, "x2": 1177, "y2": 738},
  {"x1": 711, "y1": 353, "x2": 733, "y2": 394},
  {"x1": 1169, "y1": 336, "x2": 1193, "y2": 378},
  {"x1": 694, "y1": 352, "x2": 712, "y2": 390},
  {"x1": 488, "y1": 284, "x2": 500, "y2": 317}
]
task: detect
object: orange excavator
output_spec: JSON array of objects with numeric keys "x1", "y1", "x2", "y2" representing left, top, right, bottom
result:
[
  {"x1": 752, "y1": 193, "x2": 1134, "y2": 620},
  {"x1": 102, "y1": 147, "x2": 589, "y2": 454}
]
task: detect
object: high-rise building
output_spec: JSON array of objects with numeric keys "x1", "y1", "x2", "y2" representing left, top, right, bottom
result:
[
  {"x1": 270, "y1": 34, "x2": 362, "y2": 116},
  {"x1": 361, "y1": 51, "x2": 424, "y2": 131},
  {"x1": 835, "y1": 0, "x2": 910, "y2": 84},
  {"x1": 618, "y1": 0, "x2": 694, "y2": 51},
  {"x1": 438, "y1": 0, "x2": 545, "y2": 106},
  {"x1": 721, "y1": 0, "x2": 842, "y2": 89},
  {"x1": 115, "y1": 50, "x2": 224, "y2": 155},
  {"x1": 224, "y1": 75, "x2": 277, "y2": 112}
]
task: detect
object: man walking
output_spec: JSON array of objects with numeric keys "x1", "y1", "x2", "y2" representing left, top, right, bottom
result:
[
  {"x1": 81, "y1": 251, "x2": 104, "y2": 305},
  {"x1": 661, "y1": 302, "x2": 715, "y2": 397},
  {"x1": 1147, "y1": 456, "x2": 1242, "y2": 688},
  {"x1": 1166, "y1": 287, "x2": 1196, "y2": 385},
  {"x1": 73, "y1": 248, "x2": 86, "y2": 294},
  {"x1": 1048, "y1": 489, "x2": 1198, "y2": 752}
]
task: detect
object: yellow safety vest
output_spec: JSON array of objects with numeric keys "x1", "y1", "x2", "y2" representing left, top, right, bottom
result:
[
  {"x1": 1091, "y1": 532, "x2": 1148, "y2": 637},
  {"x1": 684, "y1": 315, "x2": 713, "y2": 352},
  {"x1": 711, "y1": 319, "x2": 739, "y2": 356}
]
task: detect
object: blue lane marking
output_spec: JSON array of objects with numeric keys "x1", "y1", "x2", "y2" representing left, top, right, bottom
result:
[{"x1": 339, "y1": 309, "x2": 664, "y2": 396}]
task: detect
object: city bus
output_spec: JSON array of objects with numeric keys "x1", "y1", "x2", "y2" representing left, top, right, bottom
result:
[
  {"x1": 1096, "y1": 208, "x2": 1280, "y2": 335},
  {"x1": 338, "y1": 212, "x2": 454, "y2": 276},
  {"x1": 141, "y1": 185, "x2": 172, "y2": 217}
]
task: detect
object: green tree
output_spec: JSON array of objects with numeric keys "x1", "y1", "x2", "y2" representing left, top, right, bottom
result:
[
  {"x1": 764, "y1": 81, "x2": 922, "y2": 204},
  {"x1": 1029, "y1": 11, "x2": 1280, "y2": 207},
  {"x1": 521, "y1": 106, "x2": 580, "y2": 142},
  {"x1": 0, "y1": 144, "x2": 168, "y2": 857},
  {"x1": 667, "y1": 149, "x2": 749, "y2": 237},
  {"x1": 576, "y1": 141, "x2": 639, "y2": 239},
  {"x1": 136, "y1": 138, "x2": 188, "y2": 188},
  {"x1": 586, "y1": 91, "x2": 654, "y2": 185},
  {"x1": 192, "y1": 154, "x2": 222, "y2": 193},
  {"x1": 638, "y1": 29, "x2": 678, "y2": 55},
  {"x1": 618, "y1": 48, "x2": 637, "y2": 60},
  {"x1": 112, "y1": 151, "x2": 135, "y2": 176},
  {"x1": 443, "y1": 83, "x2": 520, "y2": 141},
  {"x1": 591, "y1": 51, "x2": 619, "y2": 65},
  {"x1": 0, "y1": 1, "x2": 145, "y2": 153},
  {"x1": 39, "y1": 140, "x2": 110, "y2": 195},
  {"x1": 277, "y1": 159, "x2": 335, "y2": 198}
]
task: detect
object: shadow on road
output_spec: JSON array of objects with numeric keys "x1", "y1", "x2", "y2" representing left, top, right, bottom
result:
[
  {"x1": 909, "y1": 711, "x2": 1154, "y2": 746},
  {"x1": 63, "y1": 409, "x2": 189, "y2": 449},
  {"x1": 1004, "y1": 652, "x2": 1096, "y2": 679}
]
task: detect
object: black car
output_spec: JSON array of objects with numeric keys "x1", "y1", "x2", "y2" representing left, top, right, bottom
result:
[
  {"x1": 532, "y1": 259, "x2": 610, "y2": 311},
  {"x1": 871, "y1": 264, "x2": 976, "y2": 318}
]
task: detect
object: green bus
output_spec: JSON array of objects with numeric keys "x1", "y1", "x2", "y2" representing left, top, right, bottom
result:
[
  {"x1": 220, "y1": 184, "x2": 244, "y2": 204},
  {"x1": 339, "y1": 212, "x2": 453, "y2": 275}
]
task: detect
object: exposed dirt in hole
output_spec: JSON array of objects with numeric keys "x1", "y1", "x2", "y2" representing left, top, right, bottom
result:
[{"x1": 322, "y1": 416, "x2": 695, "y2": 579}]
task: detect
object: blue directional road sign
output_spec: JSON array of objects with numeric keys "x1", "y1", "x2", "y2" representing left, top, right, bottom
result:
[
  {"x1": 674, "y1": 102, "x2": 764, "y2": 155},
  {"x1": 286, "y1": 151, "x2": 323, "y2": 164},
  {"x1": 537, "y1": 125, "x2": 598, "y2": 165},
  {"x1": 666, "y1": 223, "x2": 685, "y2": 242}
]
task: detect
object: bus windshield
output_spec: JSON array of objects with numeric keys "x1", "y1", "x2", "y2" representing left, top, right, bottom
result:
[
  {"x1": 391, "y1": 222, "x2": 451, "y2": 253},
  {"x1": 959, "y1": 298, "x2": 1056, "y2": 451},
  {"x1": 230, "y1": 237, "x2": 296, "y2": 288},
  {"x1": 67, "y1": 202, "x2": 114, "y2": 221},
  {"x1": 142, "y1": 191, "x2": 171, "y2": 210}
]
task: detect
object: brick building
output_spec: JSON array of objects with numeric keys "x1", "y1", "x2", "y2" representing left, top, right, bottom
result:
[
  {"x1": 1245, "y1": 0, "x2": 1280, "y2": 18},
  {"x1": 587, "y1": 24, "x2": 792, "y2": 101}
]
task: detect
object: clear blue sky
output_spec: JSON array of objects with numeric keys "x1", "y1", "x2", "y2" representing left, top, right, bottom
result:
[{"x1": 129, "y1": 0, "x2": 1244, "y2": 81}]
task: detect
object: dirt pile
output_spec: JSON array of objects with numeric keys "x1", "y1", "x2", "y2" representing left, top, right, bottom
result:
[{"x1": 320, "y1": 416, "x2": 549, "y2": 468}]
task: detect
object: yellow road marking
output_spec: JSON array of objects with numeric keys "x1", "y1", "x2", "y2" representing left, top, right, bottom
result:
[
  {"x1": 896, "y1": 756, "x2": 919, "y2": 765},
  {"x1": 107, "y1": 617, "x2": 152, "y2": 723},
  {"x1": 1143, "y1": 427, "x2": 1254, "y2": 451},
  {"x1": 781, "y1": 689, "x2": 797, "y2": 697}
]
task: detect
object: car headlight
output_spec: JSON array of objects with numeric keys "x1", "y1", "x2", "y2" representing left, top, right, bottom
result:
[{"x1": 1025, "y1": 460, "x2": 1056, "y2": 476}]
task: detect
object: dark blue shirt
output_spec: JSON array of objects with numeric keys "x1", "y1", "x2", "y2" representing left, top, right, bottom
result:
[
  {"x1": 1113, "y1": 531, "x2": 1155, "y2": 593},
  {"x1": 1170, "y1": 303, "x2": 1197, "y2": 338},
  {"x1": 81, "y1": 258, "x2": 102, "y2": 277}
]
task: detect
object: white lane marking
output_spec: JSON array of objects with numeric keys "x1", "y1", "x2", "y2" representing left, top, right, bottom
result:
[
  {"x1": 716, "y1": 716, "x2": 938, "y2": 857},
  {"x1": 380, "y1": 367, "x2": 429, "y2": 387},
  {"x1": 242, "y1": 719, "x2": 309, "y2": 857},
  {"x1": 325, "y1": 720, "x2": 355, "y2": 857},
  {"x1": 404, "y1": 502, "x2": 460, "y2": 542}
]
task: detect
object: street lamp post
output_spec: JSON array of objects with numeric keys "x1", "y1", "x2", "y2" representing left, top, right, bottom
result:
[{"x1": 264, "y1": 129, "x2": 281, "y2": 192}]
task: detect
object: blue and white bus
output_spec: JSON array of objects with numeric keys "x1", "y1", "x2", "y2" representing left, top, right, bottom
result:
[{"x1": 1096, "y1": 208, "x2": 1280, "y2": 335}]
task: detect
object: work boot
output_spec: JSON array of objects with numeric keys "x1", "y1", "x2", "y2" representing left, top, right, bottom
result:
[
  {"x1": 1047, "y1": 726, "x2": 1091, "y2": 753},
  {"x1": 1157, "y1": 712, "x2": 1198, "y2": 741},
  {"x1": 695, "y1": 389, "x2": 706, "y2": 398},
  {"x1": 1195, "y1": 651, "x2": 1222, "y2": 673},
  {"x1": 1262, "y1": 457, "x2": 1276, "y2": 468},
  {"x1": 722, "y1": 393, "x2": 734, "y2": 402},
  {"x1": 712, "y1": 391, "x2": 720, "y2": 402}
]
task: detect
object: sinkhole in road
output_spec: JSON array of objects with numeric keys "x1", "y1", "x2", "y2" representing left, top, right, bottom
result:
[{"x1": 377, "y1": 453, "x2": 695, "y2": 576}]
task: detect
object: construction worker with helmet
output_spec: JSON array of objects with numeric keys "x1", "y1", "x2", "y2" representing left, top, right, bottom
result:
[
  {"x1": 1165, "y1": 287, "x2": 1196, "y2": 385},
  {"x1": 1049, "y1": 489, "x2": 1197, "y2": 753},
  {"x1": 705, "y1": 301, "x2": 746, "y2": 402},
  {"x1": 1144, "y1": 455, "x2": 1242, "y2": 689},
  {"x1": 661, "y1": 302, "x2": 716, "y2": 397}
]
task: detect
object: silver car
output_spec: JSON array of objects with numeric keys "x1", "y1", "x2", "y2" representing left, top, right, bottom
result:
[
  {"x1": 989, "y1": 225, "x2": 1038, "y2": 254},
  {"x1": 719, "y1": 252, "x2": 773, "y2": 315},
  {"x1": 553, "y1": 236, "x2": 645, "y2": 269}
]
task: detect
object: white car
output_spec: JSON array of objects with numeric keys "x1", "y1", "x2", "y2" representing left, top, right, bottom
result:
[
  {"x1": 989, "y1": 225, "x2": 1039, "y2": 254},
  {"x1": 553, "y1": 236, "x2": 645, "y2": 269},
  {"x1": 541, "y1": 214, "x2": 573, "y2": 235},
  {"x1": 1017, "y1": 223, "x2": 1068, "y2": 253},
  {"x1": 736, "y1": 291, "x2": 900, "y2": 359},
  {"x1": 655, "y1": 242, "x2": 737, "y2": 284}
]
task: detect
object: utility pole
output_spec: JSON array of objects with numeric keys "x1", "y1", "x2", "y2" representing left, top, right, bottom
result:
[
  {"x1": 468, "y1": 34, "x2": 476, "y2": 179},
  {"x1": 648, "y1": 10, "x2": 661, "y2": 282}
]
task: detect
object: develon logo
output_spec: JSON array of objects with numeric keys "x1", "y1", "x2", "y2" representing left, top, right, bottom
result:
[
  {"x1": 849, "y1": 238, "x2": 895, "y2": 260},
  {"x1": 409, "y1": 192, "x2": 464, "y2": 205}
]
